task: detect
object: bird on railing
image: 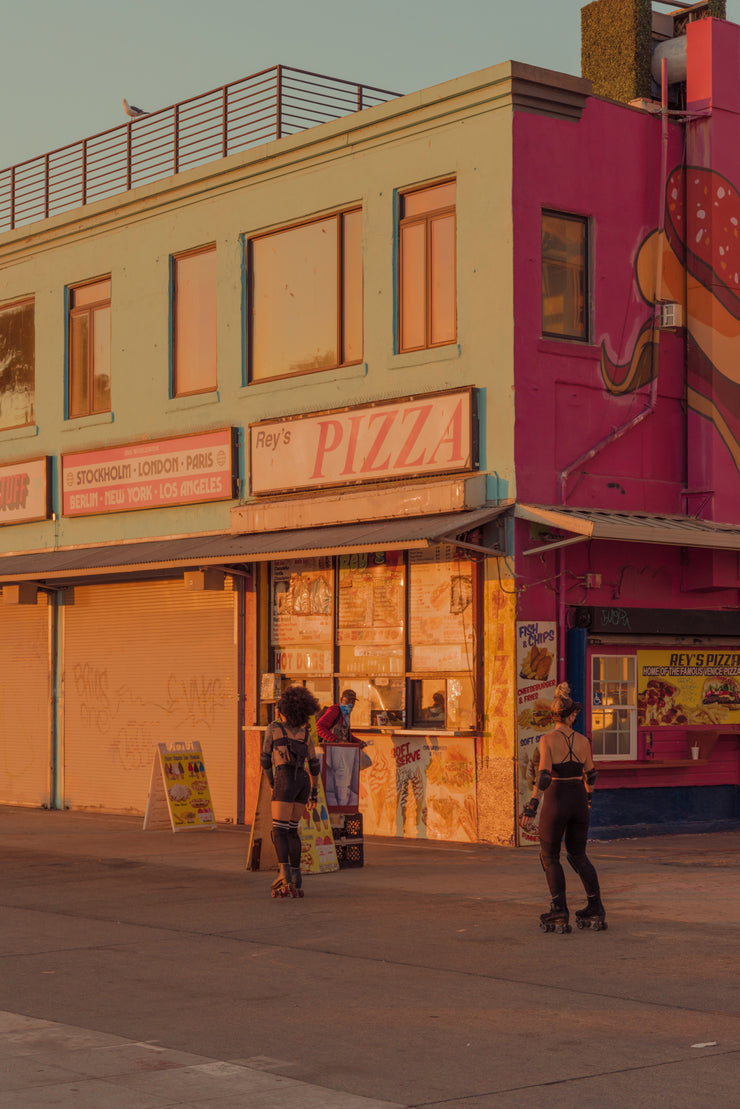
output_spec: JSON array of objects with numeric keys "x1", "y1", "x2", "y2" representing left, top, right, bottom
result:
[{"x1": 123, "y1": 98, "x2": 147, "y2": 119}]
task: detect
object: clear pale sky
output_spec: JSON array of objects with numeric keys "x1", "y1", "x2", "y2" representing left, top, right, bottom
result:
[{"x1": 3, "y1": 0, "x2": 740, "y2": 170}]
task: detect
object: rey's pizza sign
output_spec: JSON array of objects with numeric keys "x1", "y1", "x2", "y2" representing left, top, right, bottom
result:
[{"x1": 249, "y1": 388, "x2": 475, "y2": 495}]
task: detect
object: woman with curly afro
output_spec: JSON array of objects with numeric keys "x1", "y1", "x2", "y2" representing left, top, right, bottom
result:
[{"x1": 260, "y1": 685, "x2": 321, "y2": 898}]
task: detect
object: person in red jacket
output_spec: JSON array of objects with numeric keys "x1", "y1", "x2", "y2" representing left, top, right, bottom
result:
[{"x1": 316, "y1": 689, "x2": 358, "y2": 744}]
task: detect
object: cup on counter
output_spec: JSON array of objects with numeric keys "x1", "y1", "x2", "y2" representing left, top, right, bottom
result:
[{"x1": 691, "y1": 745, "x2": 700, "y2": 760}]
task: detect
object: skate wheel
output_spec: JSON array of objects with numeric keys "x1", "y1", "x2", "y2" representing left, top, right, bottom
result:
[
  {"x1": 576, "y1": 918, "x2": 586, "y2": 929},
  {"x1": 594, "y1": 921, "x2": 607, "y2": 931},
  {"x1": 296, "y1": 889, "x2": 305, "y2": 898}
]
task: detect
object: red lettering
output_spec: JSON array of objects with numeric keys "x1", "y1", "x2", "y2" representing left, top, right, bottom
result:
[
  {"x1": 394, "y1": 405, "x2": 432, "y2": 469},
  {"x1": 359, "y1": 411, "x2": 396, "y2": 473},
  {"x1": 311, "y1": 420, "x2": 343, "y2": 479},
  {"x1": 340, "y1": 415, "x2": 365, "y2": 475},
  {"x1": 427, "y1": 399, "x2": 465, "y2": 465}
]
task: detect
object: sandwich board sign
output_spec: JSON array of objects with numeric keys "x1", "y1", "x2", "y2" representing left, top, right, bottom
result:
[
  {"x1": 246, "y1": 769, "x2": 338, "y2": 873},
  {"x1": 143, "y1": 741, "x2": 217, "y2": 832}
]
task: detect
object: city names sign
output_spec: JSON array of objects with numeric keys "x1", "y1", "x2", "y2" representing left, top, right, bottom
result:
[{"x1": 62, "y1": 429, "x2": 237, "y2": 517}]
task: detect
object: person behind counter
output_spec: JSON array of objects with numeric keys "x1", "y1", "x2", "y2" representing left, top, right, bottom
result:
[
  {"x1": 521, "y1": 682, "x2": 606, "y2": 934},
  {"x1": 316, "y1": 688, "x2": 360, "y2": 744},
  {"x1": 260, "y1": 685, "x2": 321, "y2": 899}
]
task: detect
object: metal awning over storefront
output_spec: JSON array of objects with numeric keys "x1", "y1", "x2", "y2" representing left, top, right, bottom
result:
[
  {"x1": 0, "y1": 505, "x2": 508, "y2": 586},
  {"x1": 517, "y1": 504, "x2": 740, "y2": 555}
]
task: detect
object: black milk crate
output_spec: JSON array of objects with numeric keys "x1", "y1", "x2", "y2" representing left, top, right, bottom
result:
[
  {"x1": 335, "y1": 839, "x2": 364, "y2": 868},
  {"x1": 332, "y1": 813, "x2": 364, "y2": 868},
  {"x1": 343, "y1": 813, "x2": 363, "y2": 839}
]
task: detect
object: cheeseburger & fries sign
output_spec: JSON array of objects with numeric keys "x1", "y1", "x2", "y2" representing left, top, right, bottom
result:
[{"x1": 249, "y1": 389, "x2": 474, "y2": 495}]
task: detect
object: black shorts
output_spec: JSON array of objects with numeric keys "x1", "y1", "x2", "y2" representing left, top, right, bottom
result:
[{"x1": 272, "y1": 766, "x2": 311, "y2": 804}]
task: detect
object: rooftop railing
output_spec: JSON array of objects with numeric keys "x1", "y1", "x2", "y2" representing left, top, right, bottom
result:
[{"x1": 0, "y1": 66, "x2": 399, "y2": 233}]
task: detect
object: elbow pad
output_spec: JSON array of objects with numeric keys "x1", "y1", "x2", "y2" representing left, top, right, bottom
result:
[
  {"x1": 259, "y1": 752, "x2": 272, "y2": 772},
  {"x1": 585, "y1": 767, "x2": 598, "y2": 787},
  {"x1": 308, "y1": 756, "x2": 320, "y2": 776},
  {"x1": 536, "y1": 769, "x2": 552, "y2": 791}
]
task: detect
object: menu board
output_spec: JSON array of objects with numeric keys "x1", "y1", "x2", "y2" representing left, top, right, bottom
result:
[
  {"x1": 271, "y1": 558, "x2": 333, "y2": 646},
  {"x1": 408, "y1": 546, "x2": 473, "y2": 669},
  {"x1": 337, "y1": 552, "x2": 404, "y2": 646},
  {"x1": 637, "y1": 648, "x2": 740, "y2": 726},
  {"x1": 143, "y1": 742, "x2": 216, "y2": 832}
]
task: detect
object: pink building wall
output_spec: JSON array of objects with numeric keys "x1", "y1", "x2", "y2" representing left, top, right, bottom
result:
[{"x1": 509, "y1": 18, "x2": 740, "y2": 805}]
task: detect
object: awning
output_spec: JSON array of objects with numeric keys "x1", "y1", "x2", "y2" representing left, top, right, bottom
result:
[
  {"x1": 517, "y1": 504, "x2": 740, "y2": 555},
  {"x1": 0, "y1": 505, "x2": 507, "y2": 585}
]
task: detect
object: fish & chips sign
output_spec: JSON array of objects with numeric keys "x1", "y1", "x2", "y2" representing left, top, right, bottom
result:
[{"x1": 249, "y1": 388, "x2": 475, "y2": 495}]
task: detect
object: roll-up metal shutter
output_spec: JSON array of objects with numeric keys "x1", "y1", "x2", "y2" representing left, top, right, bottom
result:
[
  {"x1": 0, "y1": 593, "x2": 52, "y2": 807},
  {"x1": 62, "y1": 577, "x2": 239, "y2": 820}
]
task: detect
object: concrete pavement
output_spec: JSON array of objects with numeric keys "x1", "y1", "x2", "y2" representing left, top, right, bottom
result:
[{"x1": 1, "y1": 806, "x2": 739, "y2": 1107}]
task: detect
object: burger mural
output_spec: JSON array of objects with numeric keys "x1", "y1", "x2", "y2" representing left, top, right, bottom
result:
[{"x1": 601, "y1": 165, "x2": 740, "y2": 478}]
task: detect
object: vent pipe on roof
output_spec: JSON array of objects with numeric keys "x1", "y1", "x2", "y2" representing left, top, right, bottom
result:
[{"x1": 651, "y1": 36, "x2": 687, "y2": 84}]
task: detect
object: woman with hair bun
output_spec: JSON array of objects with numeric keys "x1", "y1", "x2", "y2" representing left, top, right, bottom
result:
[
  {"x1": 521, "y1": 682, "x2": 606, "y2": 933},
  {"x1": 260, "y1": 685, "x2": 322, "y2": 898}
]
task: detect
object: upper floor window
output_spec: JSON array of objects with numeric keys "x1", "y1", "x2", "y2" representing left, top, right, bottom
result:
[
  {"x1": 68, "y1": 277, "x2": 111, "y2": 418},
  {"x1": 172, "y1": 245, "x2": 217, "y2": 397},
  {"x1": 398, "y1": 179, "x2": 456, "y2": 353},
  {"x1": 249, "y1": 208, "x2": 362, "y2": 383},
  {"x1": 0, "y1": 298, "x2": 35, "y2": 430},
  {"x1": 541, "y1": 211, "x2": 588, "y2": 341}
]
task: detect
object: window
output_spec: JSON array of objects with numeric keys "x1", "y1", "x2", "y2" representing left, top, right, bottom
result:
[
  {"x1": 0, "y1": 298, "x2": 34, "y2": 430},
  {"x1": 541, "y1": 211, "x2": 588, "y2": 340},
  {"x1": 68, "y1": 278, "x2": 111, "y2": 418},
  {"x1": 249, "y1": 208, "x2": 362, "y2": 382},
  {"x1": 591, "y1": 654, "x2": 636, "y2": 758},
  {"x1": 399, "y1": 179, "x2": 456, "y2": 352},
  {"x1": 172, "y1": 245, "x2": 217, "y2": 396},
  {"x1": 268, "y1": 547, "x2": 478, "y2": 733}
]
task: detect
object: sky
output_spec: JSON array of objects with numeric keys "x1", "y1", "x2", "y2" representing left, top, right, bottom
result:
[{"x1": 4, "y1": 0, "x2": 740, "y2": 171}]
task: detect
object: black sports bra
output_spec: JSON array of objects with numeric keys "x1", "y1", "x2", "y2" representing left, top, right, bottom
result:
[{"x1": 551, "y1": 730, "x2": 584, "y2": 780}]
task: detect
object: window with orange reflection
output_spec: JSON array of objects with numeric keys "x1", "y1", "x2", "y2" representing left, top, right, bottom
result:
[
  {"x1": 173, "y1": 245, "x2": 217, "y2": 396},
  {"x1": 68, "y1": 278, "x2": 111, "y2": 419},
  {"x1": 399, "y1": 180, "x2": 456, "y2": 353},
  {"x1": 249, "y1": 208, "x2": 363, "y2": 382},
  {"x1": 0, "y1": 298, "x2": 35, "y2": 430},
  {"x1": 541, "y1": 211, "x2": 588, "y2": 341}
]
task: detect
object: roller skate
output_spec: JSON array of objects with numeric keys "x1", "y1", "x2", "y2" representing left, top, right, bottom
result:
[
  {"x1": 290, "y1": 866, "x2": 305, "y2": 898},
  {"x1": 575, "y1": 895, "x2": 607, "y2": 931},
  {"x1": 539, "y1": 899, "x2": 571, "y2": 934},
  {"x1": 270, "y1": 864, "x2": 298, "y2": 898}
]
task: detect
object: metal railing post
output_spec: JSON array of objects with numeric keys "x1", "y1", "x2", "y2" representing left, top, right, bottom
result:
[
  {"x1": 126, "y1": 123, "x2": 132, "y2": 190},
  {"x1": 44, "y1": 153, "x2": 50, "y2": 218},
  {"x1": 10, "y1": 166, "x2": 15, "y2": 231},
  {"x1": 222, "y1": 85, "x2": 228, "y2": 158},
  {"x1": 276, "y1": 65, "x2": 283, "y2": 139},
  {"x1": 174, "y1": 105, "x2": 180, "y2": 174},
  {"x1": 81, "y1": 139, "x2": 87, "y2": 206}
]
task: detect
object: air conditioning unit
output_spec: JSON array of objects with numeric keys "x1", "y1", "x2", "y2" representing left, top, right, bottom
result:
[{"x1": 659, "y1": 302, "x2": 683, "y2": 329}]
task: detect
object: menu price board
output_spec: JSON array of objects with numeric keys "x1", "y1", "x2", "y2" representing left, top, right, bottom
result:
[
  {"x1": 271, "y1": 558, "x2": 333, "y2": 646},
  {"x1": 337, "y1": 552, "x2": 404, "y2": 646},
  {"x1": 408, "y1": 546, "x2": 474, "y2": 660},
  {"x1": 143, "y1": 742, "x2": 216, "y2": 832}
]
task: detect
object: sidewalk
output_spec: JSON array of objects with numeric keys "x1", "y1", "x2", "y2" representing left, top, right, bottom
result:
[{"x1": 1, "y1": 806, "x2": 739, "y2": 1107}]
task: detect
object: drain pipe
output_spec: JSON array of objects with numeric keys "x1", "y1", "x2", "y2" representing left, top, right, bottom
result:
[{"x1": 555, "y1": 59, "x2": 671, "y2": 682}]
